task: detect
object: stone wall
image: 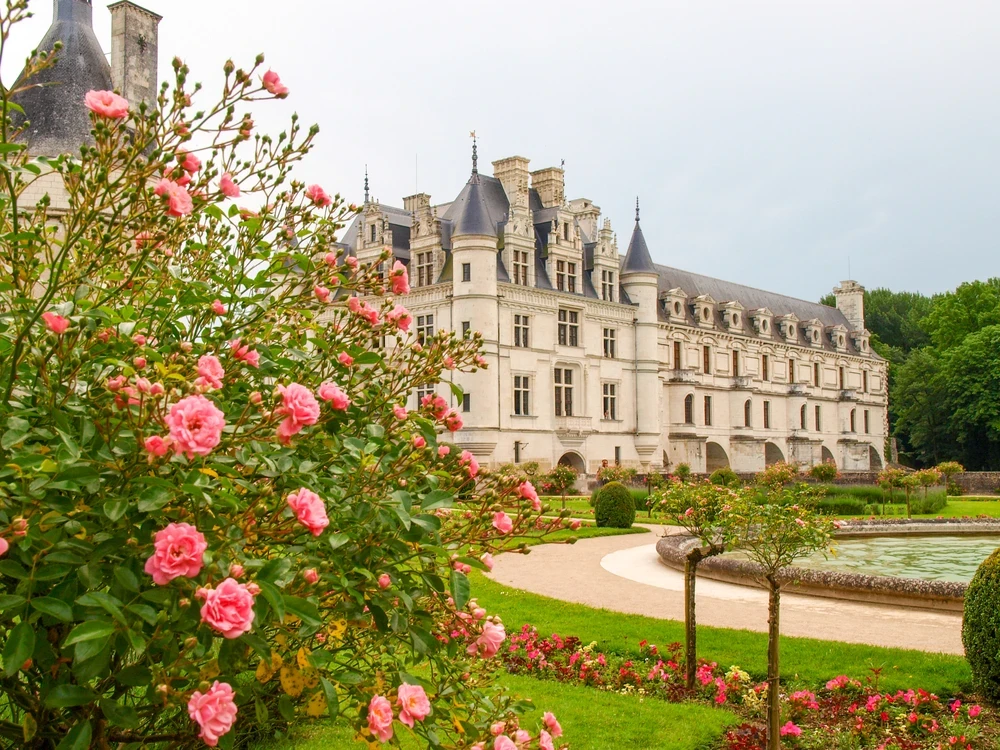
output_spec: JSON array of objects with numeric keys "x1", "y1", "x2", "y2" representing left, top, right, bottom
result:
[{"x1": 954, "y1": 472, "x2": 1000, "y2": 494}]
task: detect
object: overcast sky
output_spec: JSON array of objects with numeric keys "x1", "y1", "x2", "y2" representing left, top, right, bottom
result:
[{"x1": 5, "y1": 0, "x2": 999, "y2": 302}]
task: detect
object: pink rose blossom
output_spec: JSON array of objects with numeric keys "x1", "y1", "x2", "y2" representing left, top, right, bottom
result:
[
  {"x1": 493, "y1": 736, "x2": 516, "y2": 750},
  {"x1": 229, "y1": 563, "x2": 244, "y2": 578},
  {"x1": 367, "y1": 695, "x2": 394, "y2": 742},
  {"x1": 106, "y1": 375, "x2": 126, "y2": 391},
  {"x1": 459, "y1": 450, "x2": 479, "y2": 478},
  {"x1": 422, "y1": 394, "x2": 449, "y2": 419},
  {"x1": 970, "y1": 705, "x2": 982, "y2": 718},
  {"x1": 0, "y1": 538, "x2": 7, "y2": 557},
  {"x1": 229, "y1": 339, "x2": 260, "y2": 368},
  {"x1": 780, "y1": 722, "x2": 802, "y2": 737},
  {"x1": 84, "y1": 90, "x2": 129, "y2": 119},
  {"x1": 389, "y1": 260, "x2": 410, "y2": 295},
  {"x1": 518, "y1": 481, "x2": 540, "y2": 511},
  {"x1": 514, "y1": 730, "x2": 531, "y2": 744},
  {"x1": 396, "y1": 683, "x2": 431, "y2": 728},
  {"x1": 154, "y1": 177, "x2": 194, "y2": 217},
  {"x1": 412, "y1": 435, "x2": 426, "y2": 448},
  {"x1": 144, "y1": 522, "x2": 207, "y2": 585},
  {"x1": 211, "y1": 299, "x2": 226, "y2": 315},
  {"x1": 539, "y1": 730, "x2": 555, "y2": 750},
  {"x1": 386, "y1": 304, "x2": 412, "y2": 332},
  {"x1": 274, "y1": 383, "x2": 320, "y2": 442},
  {"x1": 303, "y1": 568, "x2": 319, "y2": 584},
  {"x1": 305, "y1": 184, "x2": 332, "y2": 207},
  {"x1": 166, "y1": 395, "x2": 226, "y2": 459},
  {"x1": 219, "y1": 172, "x2": 240, "y2": 198},
  {"x1": 345, "y1": 255, "x2": 359, "y2": 270},
  {"x1": 480, "y1": 552, "x2": 494, "y2": 571},
  {"x1": 132, "y1": 333, "x2": 146, "y2": 346},
  {"x1": 324, "y1": 251, "x2": 338, "y2": 266},
  {"x1": 314, "y1": 285, "x2": 331, "y2": 303},
  {"x1": 338, "y1": 352, "x2": 354, "y2": 366},
  {"x1": 444, "y1": 410, "x2": 463, "y2": 432},
  {"x1": 475, "y1": 355, "x2": 487, "y2": 368},
  {"x1": 41, "y1": 312, "x2": 69, "y2": 334},
  {"x1": 144, "y1": 435, "x2": 170, "y2": 457},
  {"x1": 438, "y1": 445, "x2": 450, "y2": 457},
  {"x1": 393, "y1": 405, "x2": 408, "y2": 420},
  {"x1": 490, "y1": 722, "x2": 506, "y2": 736},
  {"x1": 543, "y1": 712, "x2": 562, "y2": 738},
  {"x1": 492, "y1": 512, "x2": 513, "y2": 535},
  {"x1": 286, "y1": 488, "x2": 329, "y2": 537},
  {"x1": 570, "y1": 519, "x2": 581, "y2": 530},
  {"x1": 197, "y1": 578, "x2": 256, "y2": 638},
  {"x1": 378, "y1": 573, "x2": 391, "y2": 589},
  {"x1": 195, "y1": 354, "x2": 225, "y2": 390},
  {"x1": 444, "y1": 356, "x2": 456, "y2": 370},
  {"x1": 261, "y1": 69, "x2": 289, "y2": 97},
  {"x1": 133, "y1": 356, "x2": 147, "y2": 370},
  {"x1": 188, "y1": 681, "x2": 237, "y2": 747},
  {"x1": 250, "y1": 391, "x2": 262, "y2": 404},
  {"x1": 177, "y1": 149, "x2": 201, "y2": 174}
]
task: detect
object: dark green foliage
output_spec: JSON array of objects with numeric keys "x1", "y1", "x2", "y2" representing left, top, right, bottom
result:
[
  {"x1": 807, "y1": 462, "x2": 839, "y2": 482},
  {"x1": 595, "y1": 482, "x2": 636, "y2": 529},
  {"x1": 817, "y1": 485, "x2": 947, "y2": 514},
  {"x1": 963, "y1": 548, "x2": 1000, "y2": 704},
  {"x1": 947, "y1": 483, "x2": 965, "y2": 497},
  {"x1": 709, "y1": 467, "x2": 741, "y2": 487},
  {"x1": 817, "y1": 497, "x2": 865, "y2": 516}
]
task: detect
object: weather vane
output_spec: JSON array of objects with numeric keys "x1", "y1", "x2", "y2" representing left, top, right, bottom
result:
[{"x1": 470, "y1": 130, "x2": 478, "y2": 174}]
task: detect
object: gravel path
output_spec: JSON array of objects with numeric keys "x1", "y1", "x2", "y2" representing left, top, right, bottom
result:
[{"x1": 489, "y1": 524, "x2": 964, "y2": 655}]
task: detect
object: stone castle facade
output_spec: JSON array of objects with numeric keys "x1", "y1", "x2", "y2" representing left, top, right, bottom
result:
[{"x1": 340, "y1": 151, "x2": 888, "y2": 475}]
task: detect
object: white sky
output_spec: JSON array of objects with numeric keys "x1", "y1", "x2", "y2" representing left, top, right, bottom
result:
[{"x1": 5, "y1": 0, "x2": 999, "y2": 301}]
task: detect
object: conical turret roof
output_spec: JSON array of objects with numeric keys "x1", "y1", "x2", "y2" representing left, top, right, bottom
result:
[
  {"x1": 621, "y1": 209, "x2": 656, "y2": 275},
  {"x1": 450, "y1": 173, "x2": 498, "y2": 237}
]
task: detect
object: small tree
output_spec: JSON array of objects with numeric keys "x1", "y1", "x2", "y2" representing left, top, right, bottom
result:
[
  {"x1": 901, "y1": 473, "x2": 920, "y2": 517},
  {"x1": 723, "y1": 487, "x2": 834, "y2": 749},
  {"x1": 756, "y1": 460, "x2": 800, "y2": 490},
  {"x1": 656, "y1": 480, "x2": 740, "y2": 689},
  {"x1": 914, "y1": 467, "x2": 942, "y2": 499},
  {"x1": 675, "y1": 462, "x2": 692, "y2": 483},
  {"x1": 546, "y1": 464, "x2": 578, "y2": 509},
  {"x1": 878, "y1": 467, "x2": 907, "y2": 516},
  {"x1": 937, "y1": 461, "x2": 965, "y2": 494},
  {"x1": 807, "y1": 460, "x2": 839, "y2": 482}
]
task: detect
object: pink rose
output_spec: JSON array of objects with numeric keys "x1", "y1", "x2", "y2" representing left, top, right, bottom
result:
[
  {"x1": 514, "y1": 730, "x2": 531, "y2": 744},
  {"x1": 166, "y1": 395, "x2": 226, "y2": 459},
  {"x1": 324, "y1": 251, "x2": 338, "y2": 266},
  {"x1": 386, "y1": 304, "x2": 412, "y2": 332},
  {"x1": 305, "y1": 184, "x2": 332, "y2": 208},
  {"x1": 188, "y1": 681, "x2": 238, "y2": 747},
  {"x1": 389, "y1": 260, "x2": 410, "y2": 295},
  {"x1": 219, "y1": 172, "x2": 240, "y2": 198},
  {"x1": 347, "y1": 296, "x2": 361, "y2": 314},
  {"x1": 444, "y1": 356, "x2": 455, "y2": 370},
  {"x1": 492, "y1": 512, "x2": 513, "y2": 535},
  {"x1": 367, "y1": 695, "x2": 394, "y2": 742},
  {"x1": 0, "y1": 538, "x2": 9, "y2": 556},
  {"x1": 570, "y1": 519, "x2": 581, "y2": 530},
  {"x1": 780, "y1": 722, "x2": 802, "y2": 737},
  {"x1": 197, "y1": 578, "x2": 256, "y2": 638},
  {"x1": 444, "y1": 410, "x2": 463, "y2": 432},
  {"x1": 303, "y1": 568, "x2": 319, "y2": 584},
  {"x1": 229, "y1": 563, "x2": 244, "y2": 578},
  {"x1": 539, "y1": 730, "x2": 554, "y2": 750},
  {"x1": 543, "y1": 712, "x2": 562, "y2": 738},
  {"x1": 133, "y1": 356, "x2": 147, "y2": 369},
  {"x1": 154, "y1": 177, "x2": 194, "y2": 217},
  {"x1": 262, "y1": 69, "x2": 289, "y2": 97},
  {"x1": 338, "y1": 352, "x2": 354, "y2": 366},
  {"x1": 480, "y1": 552, "x2": 494, "y2": 572},
  {"x1": 438, "y1": 445, "x2": 450, "y2": 457},
  {"x1": 132, "y1": 333, "x2": 146, "y2": 346},
  {"x1": 493, "y1": 736, "x2": 517, "y2": 750},
  {"x1": 469, "y1": 621, "x2": 506, "y2": 659},
  {"x1": 106, "y1": 375, "x2": 126, "y2": 391},
  {"x1": 378, "y1": 573, "x2": 391, "y2": 589},
  {"x1": 345, "y1": 255, "x2": 359, "y2": 270},
  {"x1": 412, "y1": 436, "x2": 426, "y2": 449},
  {"x1": 249, "y1": 391, "x2": 262, "y2": 404},
  {"x1": 970, "y1": 705, "x2": 982, "y2": 718},
  {"x1": 393, "y1": 405, "x2": 408, "y2": 420},
  {"x1": 314, "y1": 285, "x2": 331, "y2": 303},
  {"x1": 491, "y1": 723, "x2": 505, "y2": 736},
  {"x1": 144, "y1": 435, "x2": 170, "y2": 457},
  {"x1": 41, "y1": 312, "x2": 69, "y2": 334},
  {"x1": 144, "y1": 522, "x2": 207, "y2": 585},
  {"x1": 195, "y1": 354, "x2": 225, "y2": 390},
  {"x1": 177, "y1": 149, "x2": 201, "y2": 174},
  {"x1": 397, "y1": 683, "x2": 431, "y2": 728},
  {"x1": 84, "y1": 89, "x2": 129, "y2": 119},
  {"x1": 286, "y1": 487, "x2": 329, "y2": 536},
  {"x1": 422, "y1": 394, "x2": 449, "y2": 419},
  {"x1": 276, "y1": 417, "x2": 300, "y2": 444},
  {"x1": 459, "y1": 450, "x2": 479, "y2": 478},
  {"x1": 318, "y1": 383, "x2": 350, "y2": 410},
  {"x1": 277, "y1": 383, "x2": 320, "y2": 426},
  {"x1": 229, "y1": 339, "x2": 260, "y2": 368},
  {"x1": 518, "y1": 481, "x2": 540, "y2": 511},
  {"x1": 211, "y1": 299, "x2": 226, "y2": 315}
]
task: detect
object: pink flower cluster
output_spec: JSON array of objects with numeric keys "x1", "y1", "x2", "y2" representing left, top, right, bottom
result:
[
  {"x1": 366, "y1": 684, "x2": 431, "y2": 742},
  {"x1": 229, "y1": 339, "x2": 260, "y2": 368},
  {"x1": 275, "y1": 383, "x2": 320, "y2": 443},
  {"x1": 165, "y1": 395, "x2": 226, "y2": 459},
  {"x1": 286, "y1": 487, "x2": 329, "y2": 536},
  {"x1": 144, "y1": 522, "x2": 206, "y2": 585},
  {"x1": 188, "y1": 681, "x2": 237, "y2": 746},
  {"x1": 347, "y1": 296, "x2": 380, "y2": 326}
]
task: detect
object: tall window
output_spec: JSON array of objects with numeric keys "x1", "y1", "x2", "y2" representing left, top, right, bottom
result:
[
  {"x1": 743, "y1": 399, "x2": 752, "y2": 427},
  {"x1": 563, "y1": 222, "x2": 570, "y2": 241},
  {"x1": 461, "y1": 262, "x2": 471, "y2": 282},
  {"x1": 513, "y1": 375, "x2": 530, "y2": 416},
  {"x1": 556, "y1": 260, "x2": 567, "y2": 291},
  {"x1": 370, "y1": 224, "x2": 376, "y2": 243},
  {"x1": 600, "y1": 270, "x2": 615, "y2": 301},
  {"x1": 703, "y1": 345, "x2": 711, "y2": 374},
  {"x1": 800, "y1": 404, "x2": 807, "y2": 429},
  {"x1": 850, "y1": 409, "x2": 856, "y2": 432},
  {"x1": 815, "y1": 404, "x2": 822, "y2": 431},
  {"x1": 684, "y1": 394, "x2": 694, "y2": 424},
  {"x1": 603, "y1": 328, "x2": 616, "y2": 358},
  {"x1": 813, "y1": 363, "x2": 821, "y2": 387},
  {"x1": 864, "y1": 409, "x2": 870, "y2": 434},
  {"x1": 415, "y1": 252, "x2": 433, "y2": 287},
  {"x1": 704, "y1": 395, "x2": 713, "y2": 426},
  {"x1": 788, "y1": 358, "x2": 795, "y2": 383},
  {"x1": 839, "y1": 366, "x2": 845, "y2": 389},
  {"x1": 514, "y1": 314, "x2": 530, "y2": 348},
  {"x1": 762, "y1": 354, "x2": 769, "y2": 381},
  {"x1": 733, "y1": 350, "x2": 740, "y2": 377},
  {"x1": 603, "y1": 383, "x2": 617, "y2": 420},
  {"x1": 673, "y1": 342, "x2": 682, "y2": 369},
  {"x1": 416, "y1": 314, "x2": 434, "y2": 345},
  {"x1": 763, "y1": 400, "x2": 771, "y2": 429},
  {"x1": 416, "y1": 384, "x2": 435, "y2": 403},
  {"x1": 557, "y1": 309, "x2": 579, "y2": 347},
  {"x1": 462, "y1": 393, "x2": 471, "y2": 413},
  {"x1": 567, "y1": 262, "x2": 577, "y2": 293},
  {"x1": 554, "y1": 368, "x2": 573, "y2": 417},
  {"x1": 863, "y1": 371, "x2": 869, "y2": 393},
  {"x1": 512, "y1": 250, "x2": 529, "y2": 286}
]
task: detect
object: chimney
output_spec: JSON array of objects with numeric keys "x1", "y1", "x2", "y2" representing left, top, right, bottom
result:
[
  {"x1": 109, "y1": 1, "x2": 162, "y2": 109},
  {"x1": 55, "y1": 0, "x2": 94, "y2": 25},
  {"x1": 492, "y1": 155, "x2": 531, "y2": 208},
  {"x1": 531, "y1": 166, "x2": 564, "y2": 209},
  {"x1": 833, "y1": 280, "x2": 866, "y2": 331}
]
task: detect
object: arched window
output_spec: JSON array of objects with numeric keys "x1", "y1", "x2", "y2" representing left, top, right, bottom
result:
[
  {"x1": 800, "y1": 404, "x2": 807, "y2": 429},
  {"x1": 744, "y1": 399, "x2": 752, "y2": 427},
  {"x1": 850, "y1": 409, "x2": 857, "y2": 432},
  {"x1": 684, "y1": 394, "x2": 694, "y2": 424}
]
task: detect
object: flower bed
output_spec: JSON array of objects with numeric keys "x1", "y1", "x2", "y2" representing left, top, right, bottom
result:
[{"x1": 500, "y1": 625, "x2": 995, "y2": 749}]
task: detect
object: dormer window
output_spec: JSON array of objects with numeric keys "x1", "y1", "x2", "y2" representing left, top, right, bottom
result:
[
  {"x1": 777, "y1": 314, "x2": 799, "y2": 343},
  {"x1": 828, "y1": 325, "x2": 849, "y2": 351},
  {"x1": 674, "y1": 301, "x2": 681, "y2": 315},
  {"x1": 751, "y1": 308, "x2": 774, "y2": 336},
  {"x1": 512, "y1": 249, "x2": 530, "y2": 286},
  {"x1": 720, "y1": 300, "x2": 744, "y2": 331},
  {"x1": 804, "y1": 319, "x2": 824, "y2": 346},
  {"x1": 370, "y1": 224, "x2": 377, "y2": 243},
  {"x1": 661, "y1": 288, "x2": 689, "y2": 323},
  {"x1": 851, "y1": 330, "x2": 871, "y2": 355},
  {"x1": 556, "y1": 260, "x2": 577, "y2": 293},
  {"x1": 563, "y1": 223, "x2": 569, "y2": 241},
  {"x1": 693, "y1": 295, "x2": 717, "y2": 328},
  {"x1": 600, "y1": 269, "x2": 616, "y2": 301}
]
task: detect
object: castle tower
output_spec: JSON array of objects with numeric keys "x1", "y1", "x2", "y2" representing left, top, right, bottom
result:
[
  {"x1": 109, "y1": 2, "x2": 162, "y2": 110},
  {"x1": 833, "y1": 280, "x2": 866, "y2": 331},
  {"x1": 620, "y1": 199, "x2": 661, "y2": 466}
]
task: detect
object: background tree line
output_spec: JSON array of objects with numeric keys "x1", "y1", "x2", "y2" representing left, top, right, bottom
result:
[{"x1": 821, "y1": 279, "x2": 1000, "y2": 470}]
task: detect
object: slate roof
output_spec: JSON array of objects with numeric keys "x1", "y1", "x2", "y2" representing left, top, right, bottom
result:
[
  {"x1": 444, "y1": 173, "x2": 502, "y2": 237},
  {"x1": 621, "y1": 220, "x2": 657, "y2": 274},
  {"x1": 11, "y1": 0, "x2": 113, "y2": 157}
]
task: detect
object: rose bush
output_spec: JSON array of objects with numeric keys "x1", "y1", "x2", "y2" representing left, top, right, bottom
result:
[{"x1": 0, "y1": 5, "x2": 567, "y2": 747}]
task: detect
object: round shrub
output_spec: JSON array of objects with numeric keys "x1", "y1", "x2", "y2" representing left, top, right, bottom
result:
[
  {"x1": 963, "y1": 548, "x2": 1000, "y2": 704},
  {"x1": 808, "y1": 461, "x2": 839, "y2": 482},
  {"x1": 595, "y1": 481, "x2": 636, "y2": 528},
  {"x1": 709, "y1": 467, "x2": 740, "y2": 488}
]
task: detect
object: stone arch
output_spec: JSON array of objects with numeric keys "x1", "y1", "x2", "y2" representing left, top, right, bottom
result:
[
  {"x1": 557, "y1": 451, "x2": 586, "y2": 474},
  {"x1": 706, "y1": 442, "x2": 730, "y2": 472},
  {"x1": 868, "y1": 445, "x2": 883, "y2": 470},
  {"x1": 764, "y1": 442, "x2": 785, "y2": 466},
  {"x1": 821, "y1": 445, "x2": 836, "y2": 466}
]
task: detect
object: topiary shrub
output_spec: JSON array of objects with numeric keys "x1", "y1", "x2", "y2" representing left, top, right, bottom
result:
[
  {"x1": 710, "y1": 467, "x2": 741, "y2": 488},
  {"x1": 595, "y1": 481, "x2": 636, "y2": 528},
  {"x1": 963, "y1": 548, "x2": 1000, "y2": 704}
]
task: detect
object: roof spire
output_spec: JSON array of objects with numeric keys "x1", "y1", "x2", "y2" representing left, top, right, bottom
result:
[
  {"x1": 470, "y1": 130, "x2": 478, "y2": 175},
  {"x1": 621, "y1": 196, "x2": 656, "y2": 276},
  {"x1": 364, "y1": 165, "x2": 369, "y2": 204},
  {"x1": 635, "y1": 196, "x2": 640, "y2": 222}
]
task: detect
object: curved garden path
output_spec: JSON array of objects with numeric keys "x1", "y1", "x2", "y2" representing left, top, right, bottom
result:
[{"x1": 488, "y1": 524, "x2": 964, "y2": 655}]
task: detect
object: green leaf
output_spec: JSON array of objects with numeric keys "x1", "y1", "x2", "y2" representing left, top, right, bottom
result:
[
  {"x1": 255, "y1": 697, "x2": 269, "y2": 725},
  {"x1": 3, "y1": 621, "x2": 34, "y2": 676},
  {"x1": 449, "y1": 570, "x2": 470, "y2": 611},
  {"x1": 0, "y1": 594, "x2": 25, "y2": 609},
  {"x1": 63, "y1": 619, "x2": 115, "y2": 646},
  {"x1": 31, "y1": 597, "x2": 73, "y2": 622},
  {"x1": 100, "y1": 697, "x2": 139, "y2": 728},
  {"x1": 327, "y1": 533, "x2": 350, "y2": 551},
  {"x1": 448, "y1": 381, "x2": 465, "y2": 400},
  {"x1": 125, "y1": 603, "x2": 157, "y2": 626},
  {"x1": 277, "y1": 694, "x2": 295, "y2": 722},
  {"x1": 103, "y1": 497, "x2": 128, "y2": 522},
  {"x1": 45, "y1": 684, "x2": 96, "y2": 708},
  {"x1": 257, "y1": 580, "x2": 285, "y2": 622},
  {"x1": 282, "y1": 596, "x2": 322, "y2": 628},
  {"x1": 55, "y1": 720, "x2": 91, "y2": 750},
  {"x1": 114, "y1": 567, "x2": 140, "y2": 593},
  {"x1": 320, "y1": 677, "x2": 340, "y2": 718},
  {"x1": 137, "y1": 486, "x2": 172, "y2": 512},
  {"x1": 422, "y1": 490, "x2": 455, "y2": 511},
  {"x1": 1, "y1": 428, "x2": 28, "y2": 449},
  {"x1": 410, "y1": 627, "x2": 436, "y2": 655}
]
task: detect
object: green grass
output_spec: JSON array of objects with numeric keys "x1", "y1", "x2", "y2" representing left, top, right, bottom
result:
[
  {"x1": 265, "y1": 673, "x2": 736, "y2": 750},
  {"x1": 472, "y1": 572, "x2": 971, "y2": 696}
]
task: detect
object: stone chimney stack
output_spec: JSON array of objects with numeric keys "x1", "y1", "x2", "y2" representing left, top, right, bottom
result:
[
  {"x1": 108, "y1": 1, "x2": 161, "y2": 109},
  {"x1": 833, "y1": 280, "x2": 866, "y2": 331},
  {"x1": 492, "y1": 156, "x2": 531, "y2": 209},
  {"x1": 531, "y1": 166, "x2": 565, "y2": 208}
]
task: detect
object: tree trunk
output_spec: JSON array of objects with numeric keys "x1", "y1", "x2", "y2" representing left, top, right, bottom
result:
[
  {"x1": 766, "y1": 577, "x2": 782, "y2": 750},
  {"x1": 684, "y1": 555, "x2": 699, "y2": 690},
  {"x1": 905, "y1": 487, "x2": 911, "y2": 518}
]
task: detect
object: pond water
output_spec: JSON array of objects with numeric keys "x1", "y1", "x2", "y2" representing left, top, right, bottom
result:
[{"x1": 793, "y1": 535, "x2": 1000, "y2": 583}]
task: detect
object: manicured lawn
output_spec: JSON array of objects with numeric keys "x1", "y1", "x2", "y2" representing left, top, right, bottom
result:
[
  {"x1": 518, "y1": 524, "x2": 648, "y2": 546},
  {"x1": 264, "y1": 673, "x2": 736, "y2": 750},
  {"x1": 472, "y1": 573, "x2": 971, "y2": 696}
]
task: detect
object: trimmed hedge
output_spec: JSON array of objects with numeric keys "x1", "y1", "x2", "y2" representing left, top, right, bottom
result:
[
  {"x1": 595, "y1": 482, "x2": 636, "y2": 529},
  {"x1": 963, "y1": 547, "x2": 1000, "y2": 704},
  {"x1": 817, "y1": 497, "x2": 866, "y2": 516}
]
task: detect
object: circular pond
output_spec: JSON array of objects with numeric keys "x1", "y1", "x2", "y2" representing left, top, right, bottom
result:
[{"x1": 791, "y1": 535, "x2": 1000, "y2": 583}]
